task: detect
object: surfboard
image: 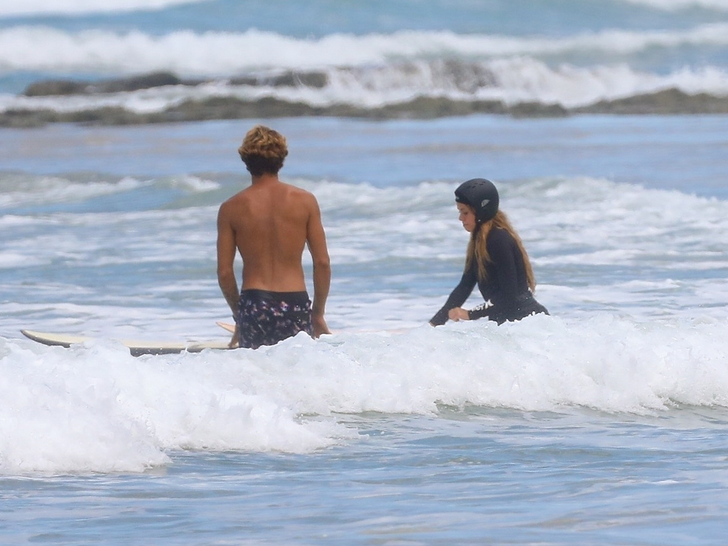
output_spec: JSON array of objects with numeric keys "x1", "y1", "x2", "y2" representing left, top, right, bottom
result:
[
  {"x1": 216, "y1": 321, "x2": 236, "y2": 333},
  {"x1": 20, "y1": 329, "x2": 231, "y2": 357}
]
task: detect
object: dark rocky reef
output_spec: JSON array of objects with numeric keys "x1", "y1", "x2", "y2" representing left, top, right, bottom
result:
[
  {"x1": 0, "y1": 97, "x2": 568, "y2": 128},
  {"x1": 2, "y1": 72, "x2": 727, "y2": 128},
  {"x1": 21, "y1": 70, "x2": 329, "y2": 97},
  {"x1": 23, "y1": 72, "x2": 190, "y2": 96},
  {"x1": 574, "y1": 88, "x2": 728, "y2": 115}
]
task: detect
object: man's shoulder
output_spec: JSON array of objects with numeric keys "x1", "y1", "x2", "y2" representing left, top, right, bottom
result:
[
  {"x1": 279, "y1": 182, "x2": 318, "y2": 209},
  {"x1": 280, "y1": 181, "x2": 314, "y2": 198},
  {"x1": 219, "y1": 189, "x2": 248, "y2": 209}
]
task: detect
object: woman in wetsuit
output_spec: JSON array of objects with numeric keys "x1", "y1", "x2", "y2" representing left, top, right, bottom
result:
[{"x1": 430, "y1": 178, "x2": 548, "y2": 326}]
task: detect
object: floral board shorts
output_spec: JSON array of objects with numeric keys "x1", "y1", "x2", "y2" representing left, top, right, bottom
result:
[{"x1": 235, "y1": 289, "x2": 313, "y2": 349}]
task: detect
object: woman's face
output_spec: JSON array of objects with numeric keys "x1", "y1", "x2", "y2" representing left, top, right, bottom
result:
[{"x1": 457, "y1": 202, "x2": 476, "y2": 232}]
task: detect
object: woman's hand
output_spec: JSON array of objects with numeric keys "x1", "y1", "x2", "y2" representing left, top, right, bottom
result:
[{"x1": 448, "y1": 307, "x2": 470, "y2": 321}]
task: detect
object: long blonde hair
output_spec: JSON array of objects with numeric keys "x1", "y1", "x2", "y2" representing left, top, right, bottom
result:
[{"x1": 465, "y1": 210, "x2": 536, "y2": 291}]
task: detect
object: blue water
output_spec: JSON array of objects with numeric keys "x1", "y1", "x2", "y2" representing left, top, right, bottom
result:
[
  {"x1": 2, "y1": 1, "x2": 728, "y2": 544},
  {"x1": 4, "y1": 410, "x2": 728, "y2": 544},
  {"x1": 1, "y1": 115, "x2": 725, "y2": 195},
  {"x1": 2, "y1": 0, "x2": 725, "y2": 37}
]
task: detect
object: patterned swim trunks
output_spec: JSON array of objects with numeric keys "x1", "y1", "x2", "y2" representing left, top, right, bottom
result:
[{"x1": 235, "y1": 289, "x2": 313, "y2": 349}]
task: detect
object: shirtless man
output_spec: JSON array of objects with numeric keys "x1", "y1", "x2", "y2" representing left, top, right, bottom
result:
[{"x1": 217, "y1": 125, "x2": 331, "y2": 349}]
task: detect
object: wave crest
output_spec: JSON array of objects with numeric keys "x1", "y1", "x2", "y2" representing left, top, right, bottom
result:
[{"x1": 2, "y1": 25, "x2": 728, "y2": 75}]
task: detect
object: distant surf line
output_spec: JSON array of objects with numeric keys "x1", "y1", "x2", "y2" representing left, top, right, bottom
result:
[{"x1": 1, "y1": 24, "x2": 728, "y2": 75}]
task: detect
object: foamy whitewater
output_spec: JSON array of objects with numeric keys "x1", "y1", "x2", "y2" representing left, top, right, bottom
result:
[{"x1": 2, "y1": 2, "x2": 728, "y2": 545}]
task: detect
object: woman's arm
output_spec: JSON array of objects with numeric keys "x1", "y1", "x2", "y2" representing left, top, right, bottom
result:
[{"x1": 429, "y1": 265, "x2": 477, "y2": 326}]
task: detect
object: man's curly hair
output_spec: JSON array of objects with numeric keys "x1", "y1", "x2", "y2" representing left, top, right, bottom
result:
[{"x1": 238, "y1": 125, "x2": 288, "y2": 176}]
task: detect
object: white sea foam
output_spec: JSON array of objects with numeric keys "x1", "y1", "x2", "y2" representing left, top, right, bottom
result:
[
  {"x1": 2, "y1": 313, "x2": 728, "y2": 474},
  {"x1": 163, "y1": 174, "x2": 221, "y2": 192},
  {"x1": 0, "y1": 175, "x2": 145, "y2": 208},
  {"x1": 0, "y1": 0, "x2": 208, "y2": 17},
  {"x1": 0, "y1": 334, "x2": 348, "y2": 474},
  {"x1": 1, "y1": 24, "x2": 728, "y2": 76},
  {"x1": 0, "y1": 173, "x2": 220, "y2": 209}
]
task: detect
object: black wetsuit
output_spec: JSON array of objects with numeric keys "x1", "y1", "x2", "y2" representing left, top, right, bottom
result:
[
  {"x1": 430, "y1": 227, "x2": 548, "y2": 326},
  {"x1": 236, "y1": 289, "x2": 313, "y2": 349}
]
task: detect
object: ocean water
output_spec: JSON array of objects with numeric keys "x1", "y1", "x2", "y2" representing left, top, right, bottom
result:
[
  {"x1": 2, "y1": 0, "x2": 728, "y2": 115},
  {"x1": 2, "y1": 1, "x2": 728, "y2": 545}
]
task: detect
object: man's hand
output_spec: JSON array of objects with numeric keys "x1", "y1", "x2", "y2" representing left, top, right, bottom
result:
[
  {"x1": 228, "y1": 325, "x2": 239, "y2": 349},
  {"x1": 312, "y1": 314, "x2": 331, "y2": 338}
]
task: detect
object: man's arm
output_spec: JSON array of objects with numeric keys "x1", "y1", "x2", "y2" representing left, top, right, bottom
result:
[
  {"x1": 306, "y1": 195, "x2": 331, "y2": 337},
  {"x1": 216, "y1": 203, "x2": 240, "y2": 317}
]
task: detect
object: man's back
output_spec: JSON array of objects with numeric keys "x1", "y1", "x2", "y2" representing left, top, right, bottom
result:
[{"x1": 221, "y1": 177, "x2": 312, "y2": 292}]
